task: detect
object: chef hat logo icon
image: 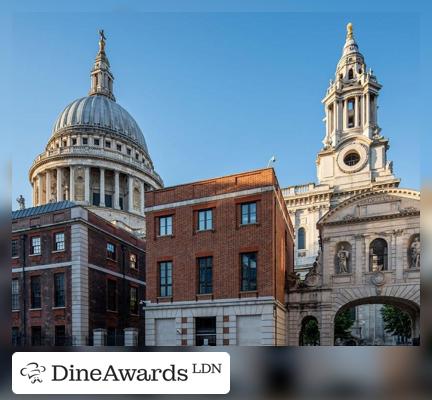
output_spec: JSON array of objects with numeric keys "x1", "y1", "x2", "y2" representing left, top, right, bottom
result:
[{"x1": 20, "y1": 362, "x2": 46, "y2": 384}]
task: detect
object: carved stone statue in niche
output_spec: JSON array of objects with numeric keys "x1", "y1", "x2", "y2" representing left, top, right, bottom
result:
[
  {"x1": 337, "y1": 245, "x2": 350, "y2": 273},
  {"x1": 410, "y1": 236, "x2": 420, "y2": 269}
]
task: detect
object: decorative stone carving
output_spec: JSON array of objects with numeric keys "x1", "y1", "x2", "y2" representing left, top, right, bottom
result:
[
  {"x1": 409, "y1": 235, "x2": 420, "y2": 269},
  {"x1": 16, "y1": 195, "x2": 25, "y2": 210},
  {"x1": 336, "y1": 245, "x2": 350, "y2": 273},
  {"x1": 357, "y1": 194, "x2": 397, "y2": 206}
]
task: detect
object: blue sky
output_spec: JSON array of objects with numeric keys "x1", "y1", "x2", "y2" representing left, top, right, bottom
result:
[{"x1": 3, "y1": 3, "x2": 426, "y2": 208}]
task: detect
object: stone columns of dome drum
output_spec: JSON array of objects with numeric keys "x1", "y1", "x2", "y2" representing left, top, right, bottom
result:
[
  {"x1": 69, "y1": 166, "x2": 75, "y2": 202},
  {"x1": 37, "y1": 174, "x2": 43, "y2": 206},
  {"x1": 56, "y1": 167, "x2": 63, "y2": 202},
  {"x1": 128, "y1": 175, "x2": 134, "y2": 212},
  {"x1": 100, "y1": 168, "x2": 105, "y2": 207},
  {"x1": 140, "y1": 180, "x2": 145, "y2": 215},
  {"x1": 114, "y1": 170, "x2": 120, "y2": 209},
  {"x1": 45, "y1": 170, "x2": 51, "y2": 203},
  {"x1": 84, "y1": 167, "x2": 90, "y2": 203}
]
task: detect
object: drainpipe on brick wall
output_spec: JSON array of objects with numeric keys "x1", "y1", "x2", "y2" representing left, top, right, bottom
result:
[
  {"x1": 20, "y1": 234, "x2": 27, "y2": 346},
  {"x1": 120, "y1": 244, "x2": 126, "y2": 338},
  {"x1": 273, "y1": 197, "x2": 277, "y2": 345}
]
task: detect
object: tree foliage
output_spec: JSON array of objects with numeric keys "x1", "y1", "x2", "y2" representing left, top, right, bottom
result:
[
  {"x1": 334, "y1": 309, "x2": 355, "y2": 341},
  {"x1": 300, "y1": 318, "x2": 320, "y2": 346},
  {"x1": 380, "y1": 305, "x2": 411, "y2": 343}
]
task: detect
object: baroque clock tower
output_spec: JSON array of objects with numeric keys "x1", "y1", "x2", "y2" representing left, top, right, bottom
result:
[{"x1": 317, "y1": 23, "x2": 399, "y2": 195}]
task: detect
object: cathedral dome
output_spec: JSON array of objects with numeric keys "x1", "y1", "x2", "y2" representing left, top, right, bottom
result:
[{"x1": 52, "y1": 95, "x2": 148, "y2": 152}]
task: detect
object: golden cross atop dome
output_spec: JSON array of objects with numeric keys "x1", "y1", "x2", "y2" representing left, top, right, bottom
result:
[
  {"x1": 346, "y1": 22, "x2": 353, "y2": 39},
  {"x1": 98, "y1": 29, "x2": 106, "y2": 52}
]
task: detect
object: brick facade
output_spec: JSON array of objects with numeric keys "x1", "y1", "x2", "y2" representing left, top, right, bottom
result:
[
  {"x1": 11, "y1": 202, "x2": 146, "y2": 347},
  {"x1": 144, "y1": 168, "x2": 294, "y2": 346}
]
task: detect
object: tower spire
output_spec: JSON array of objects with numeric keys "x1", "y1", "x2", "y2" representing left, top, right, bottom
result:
[{"x1": 89, "y1": 29, "x2": 115, "y2": 101}]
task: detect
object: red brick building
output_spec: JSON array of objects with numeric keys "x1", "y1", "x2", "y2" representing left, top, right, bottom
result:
[
  {"x1": 144, "y1": 168, "x2": 294, "y2": 345},
  {"x1": 11, "y1": 201, "x2": 145, "y2": 346}
]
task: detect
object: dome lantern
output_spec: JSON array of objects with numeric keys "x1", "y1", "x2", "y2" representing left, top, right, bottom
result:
[{"x1": 89, "y1": 29, "x2": 115, "y2": 101}]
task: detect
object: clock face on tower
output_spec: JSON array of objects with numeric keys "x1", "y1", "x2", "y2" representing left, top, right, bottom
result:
[{"x1": 336, "y1": 142, "x2": 369, "y2": 174}]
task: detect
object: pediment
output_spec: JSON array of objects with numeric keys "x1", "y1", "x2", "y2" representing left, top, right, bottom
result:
[{"x1": 319, "y1": 189, "x2": 420, "y2": 225}]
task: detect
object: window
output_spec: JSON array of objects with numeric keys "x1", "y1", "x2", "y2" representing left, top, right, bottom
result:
[
  {"x1": 159, "y1": 261, "x2": 172, "y2": 297},
  {"x1": 62, "y1": 140, "x2": 67, "y2": 147},
  {"x1": 297, "y1": 227, "x2": 306, "y2": 250},
  {"x1": 72, "y1": 138, "x2": 77, "y2": 145},
  {"x1": 107, "y1": 280, "x2": 117, "y2": 311},
  {"x1": 30, "y1": 276, "x2": 41, "y2": 308},
  {"x1": 11, "y1": 239, "x2": 18, "y2": 257},
  {"x1": 129, "y1": 286, "x2": 138, "y2": 314},
  {"x1": 31, "y1": 326, "x2": 42, "y2": 346},
  {"x1": 135, "y1": 153, "x2": 139, "y2": 160},
  {"x1": 198, "y1": 257, "x2": 213, "y2": 294},
  {"x1": 344, "y1": 152, "x2": 360, "y2": 166},
  {"x1": 54, "y1": 273, "x2": 65, "y2": 307},
  {"x1": 12, "y1": 279, "x2": 19, "y2": 311},
  {"x1": 94, "y1": 138, "x2": 100, "y2": 146},
  {"x1": 116, "y1": 144, "x2": 122, "y2": 152},
  {"x1": 347, "y1": 98, "x2": 355, "y2": 128},
  {"x1": 159, "y1": 216, "x2": 173, "y2": 236},
  {"x1": 127, "y1": 148, "x2": 131, "y2": 155},
  {"x1": 92, "y1": 192, "x2": 100, "y2": 206},
  {"x1": 82, "y1": 137, "x2": 88, "y2": 145},
  {"x1": 55, "y1": 325, "x2": 66, "y2": 346},
  {"x1": 107, "y1": 242, "x2": 116, "y2": 260},
  {"x1": 369, "y1": 238, "x2": 388, "y2": 271},
  {"x1": 241, "y1": 202, "x2": 257, "y2": 225},
  {"x1": 30, "y1": 237, "x2": 41, "y2": 255},
  {"x1": 54, "y1": 232, "x2": 65, "y2": 251},
  {"x1": 348, "y1": 69, "x2": 354, "y2": 79},
  {"x1": 105, "y1": 140, "x2": 111, "y2": 148},
  {"x1": 105, "y1": 194, "x2": 113, "y2": 208},
  {"x1": 129, "y1": 253, "x2": 137, "y2": 269},
  {"x1": 241, "y1": 252, "x2": 257, "y2": 291},
  {"x1": 198, "y1": 209, "x2": 213, "y2": 231},
  {"x1": 195, "y1": 317, "x2": 216, "y2": 346}
]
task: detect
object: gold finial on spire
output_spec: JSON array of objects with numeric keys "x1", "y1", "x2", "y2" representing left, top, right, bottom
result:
[
  {"x1": 346, "y1": 22, "x2": 353, "y2": 40},
  {"x1": 98, "y1": 29, "x2": 106, "y2": 52}
]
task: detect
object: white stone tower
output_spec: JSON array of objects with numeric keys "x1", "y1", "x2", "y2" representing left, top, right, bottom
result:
[
  {"x1": 283, "y1": 23, "x2": 401, "y2": 277},
  {"x1": 317, "y1": 23, "x2": 398, "y2": 195}
]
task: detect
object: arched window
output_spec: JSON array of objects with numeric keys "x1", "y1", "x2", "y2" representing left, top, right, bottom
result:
[
  {"x1": 348, "y1": 69, "x2": 354, "y2": 79},
  {"x1": 369, "y1": 238, "x2": 388, "y2": 271},
  {"x1": 298, "y1": 227, "x2": 306, "y2": 250},
  {"x1": 299, "y1": 316, "x2": 320, "y2": 346}
]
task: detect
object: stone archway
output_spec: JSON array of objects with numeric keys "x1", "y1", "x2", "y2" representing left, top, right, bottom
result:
[{"x1": 331, "y1": 293, "x2": 420, "y2": 346}]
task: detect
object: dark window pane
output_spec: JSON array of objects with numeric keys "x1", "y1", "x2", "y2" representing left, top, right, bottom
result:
[
  {"x1": 55, "y1": 325, "x2": 66, "y2": 346},
  {"x1": 54, "y1": 273, "x2": 65, "y2": 307},
  {"x1": 12, "y1": 279, "x2": 19, "y2": 310},
  {"x1": 105, "y1": 194, "x2": 113, "y2": 208},
  {"x1": 11, "y1": 240, "x2": 18, "y2": 257},
  {"x1": 198, "y1": 257, "x2": 213, "y2": 294},
  {"x1": 30, "y1": 276, "x2": 41, "y2": 308},
  {"x1": 31, "y1": 326, "x2": 42, "y2": 346},
  {"x1": 195, "y1": 317, "x2": 216, "y2": 346},
  {"x1": 130, "y1": 286, "x2": 138, "y2": 314},
  {"x1": 54, "y1": 232, "x2": 65, "y2": 251},
  {"x1": 241, "y1": 252, "x2": 257, "y2": 291},
  {"x1": 92, "y1": 192, "x2": 100, "y2": 206},
  {"x1": 159, "y1": 261, "x2": 173, "y2": 297}
]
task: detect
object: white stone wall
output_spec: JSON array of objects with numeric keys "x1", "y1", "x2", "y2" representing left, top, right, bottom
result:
[
  {"x1": 70, "y1": 207, "x2": 89, "y2": 346},
  {"x1": 145, "y1": 298, "x2": 286, "y2": 346}
]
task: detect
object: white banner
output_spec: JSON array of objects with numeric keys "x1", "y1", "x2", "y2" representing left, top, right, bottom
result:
[{"x1": 12, "y1": 352, "x2": 230, "y2": 394}]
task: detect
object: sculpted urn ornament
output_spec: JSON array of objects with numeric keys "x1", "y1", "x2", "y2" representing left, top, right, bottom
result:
[{"x1": 337, "y1": 245, "x2": 350, "y2": 274}]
